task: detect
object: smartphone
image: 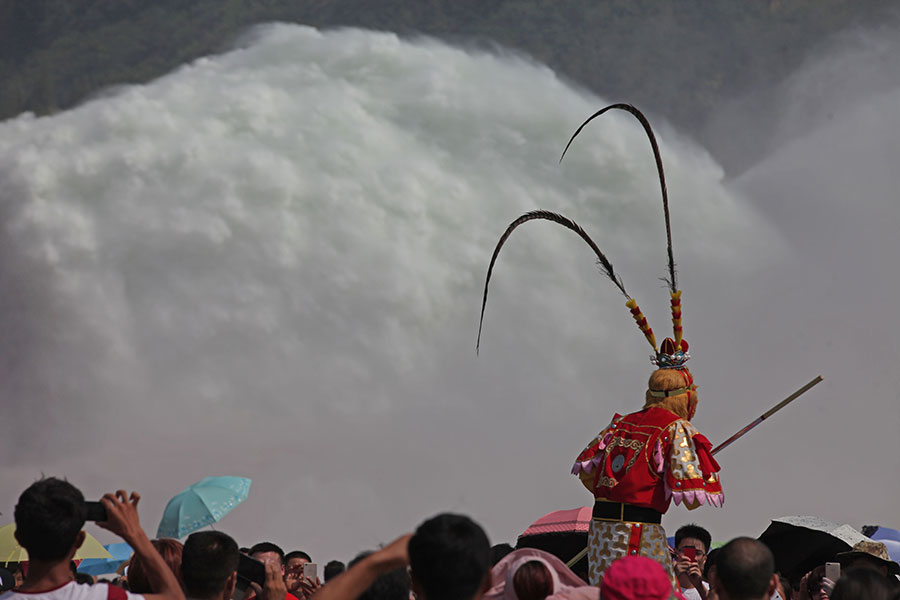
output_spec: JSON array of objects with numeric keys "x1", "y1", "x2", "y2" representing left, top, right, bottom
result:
[
  {"x1": 825, "y1": 562, "x2": 840, "y2": 581},
  {"x1": 681, "y1": 546, "x2": 697, "y2": 561},
  {"x1": 84, "y1": 501, "x2": 108, "y2": 522},
  {"x1": 237, "y1": 553, "x2": 266, "y2": 587},
  {"x1": 302, "y1": 563, "x2": 317, "y2": 580}
]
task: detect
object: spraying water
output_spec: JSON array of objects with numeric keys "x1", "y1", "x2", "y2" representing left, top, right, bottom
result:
[{"x1": 0, "y1": 24, "x2": 808, "y2": 558}]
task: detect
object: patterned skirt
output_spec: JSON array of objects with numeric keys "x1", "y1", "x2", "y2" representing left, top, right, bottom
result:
[{"x1": 587, "y1": 519, "x2": 675, "y2": 586}]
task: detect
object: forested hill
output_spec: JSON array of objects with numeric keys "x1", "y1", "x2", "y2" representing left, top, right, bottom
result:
[{"x1": 1, "y1": 0, "x2": 896, "y2": 171}]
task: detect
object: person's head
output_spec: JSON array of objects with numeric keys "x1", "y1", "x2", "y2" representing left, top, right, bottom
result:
[
  {"x1": 844, "y1": 555, "x2": 889, "y2": 576},
  {"x1": 805, "y1": 565, "x2": 829, "y2": 600},
  {"x1": 7, "y1": 563, "x2": 25, "y2": 587},
  {"x1": 490, "y1": 544, "x2": 514, "y2": 566},
  {"x1": 284, "y1": 550, "x2": 311, "y2": 580},
  {"x1": 713, "y1": 538, "x2": 776, "y2": 600},
  {"x1": 643, "y1": 363, "x2": 698, "y2": 421},
  {"x1": 703, "y1": 548, "x2": 720, "y2": 582},
  {"x1": 408, "y1": 513, "x2": 491, "y2": 600},
  {"x1": 129, "y1": 538, "x2": 183, "y2": 593},
  {"x1": 511, "y1": 560, "x2": 554, "y2": 600},
  {"x1": 836, "y1": 540, "x2": 900, "y2": 579},
  {"x1": 600, "y1": 555, "x2": 676, "y2": 600},
  {"x1": 676, "y1": 524, "x2": 712, "y2": 570},
  {"x1": 285, "y1": 551, "x2": 311, "y2": 565},
  {"x1": 14, "y1": 477, "x2": 87, "y2": 562},
  {"x1": 181, "y1": 531, "x2": 240, "y2": 600},
  {"x1": 250, "y1": 542, "x2": 284, "y2": 568},
  {"x1": 830, "y1": 567, "x2": 897, "y2": 600},
  {"x1": 348, "y1": 551, "x2": 409, "y2": 600},
  {"x1": 323, "y1": 560, "x2": 345, "y2": 582}
]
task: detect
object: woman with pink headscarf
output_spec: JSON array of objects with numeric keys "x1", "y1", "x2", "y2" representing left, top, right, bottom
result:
[{"x1": 483, "y1": 548, "x2": 599, "y2": 600}]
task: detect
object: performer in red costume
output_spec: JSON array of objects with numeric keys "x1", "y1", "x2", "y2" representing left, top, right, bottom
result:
[
  {"x1": 571, "y1": 332, "x2": 722, "y2": 584},
  {"x1": 477, "y1": 104, "x2": 723, "y2": 586}
]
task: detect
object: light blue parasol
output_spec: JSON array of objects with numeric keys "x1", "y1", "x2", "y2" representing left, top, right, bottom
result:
[
  {"x1": 78, "y1": 542, "x2": 133, "y2": 576},
  {"x1": 156, "y1": 476, "x2": 251, "y2": 539}
]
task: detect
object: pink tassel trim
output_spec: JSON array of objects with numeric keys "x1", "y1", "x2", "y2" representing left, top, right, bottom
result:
[
  {"x1": 669, "y1": 488, "x2": 725, "y2": 508},
  {"x1": 653, "y1": 441, "x2": 665, "y2": 474},
  {"x1": 571, "y1": 431, "x2": 614, "y2": 476},
  {"x1": 571, "y1": 454, "x2": 604, "y2": 475}
]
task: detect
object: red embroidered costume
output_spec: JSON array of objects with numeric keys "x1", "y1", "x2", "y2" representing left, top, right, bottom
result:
[
  {"x1": 571, "y1": 337, "x2": 723, "y2": 583},
  {"x1": 573, "y1": 405, "x2": 722, "y2": 516}
]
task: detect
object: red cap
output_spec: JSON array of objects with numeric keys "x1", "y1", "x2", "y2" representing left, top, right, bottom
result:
[{"x1": 600, "y1": 556, "x2": 686, "y2": 600}]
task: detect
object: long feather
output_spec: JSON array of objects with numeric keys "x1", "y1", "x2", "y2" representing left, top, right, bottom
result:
[
  {"x1": 476, "y1": 210, "x2": 628, "y2": 354},
  {"x1": 559, "y1": 103, "x2": 677, "y2": 292}
]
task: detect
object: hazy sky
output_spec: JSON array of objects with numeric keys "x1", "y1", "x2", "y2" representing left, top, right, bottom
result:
[{"x1": 1, "y1": 21, "x2": 898, "y2": 562}]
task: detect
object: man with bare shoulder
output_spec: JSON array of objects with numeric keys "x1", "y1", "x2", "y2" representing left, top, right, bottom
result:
[{"x1": 0, "y1": 477, "x2": 183, "y2": 600}]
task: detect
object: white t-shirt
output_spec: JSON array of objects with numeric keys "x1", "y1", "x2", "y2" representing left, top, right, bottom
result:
[
  {"x1": 0, "y1": 582, "x2": 143, "y2": 600},
  {"x1": 680, "y1": 582, "x2": 710, "y2": 600}
]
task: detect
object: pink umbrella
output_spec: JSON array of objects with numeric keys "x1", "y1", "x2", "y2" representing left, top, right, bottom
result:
[
  {"x1": 521, "y1": 507, "x2": 592, "y2": 537},
  {"x1": 518, "y1": 507, "x2": 593, "y2": 581}
]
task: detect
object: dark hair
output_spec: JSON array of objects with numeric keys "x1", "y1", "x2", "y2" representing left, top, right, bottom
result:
[
  {"x1": 675, "y1": 524, "x2": 712, "y2": 554},
  {"x1": 249, "y1": 542, "x2": 284, "y2": 565},
  {"x1": 323, "y1": 560, "x2": 345, "y2": 582},
  {"x1": 347, "y1": 551, "x2": 409, "y2": 600},
  {"x1": 831, "y1": 567, "x2": 896, "y2": 600},
  {"x1": 285, "y1": 550, "x2": 312, "y2": 564},
  {"x1": 408, "y1": 513, "x2": 491, "y2": 600},
  {"x1": 490, "y1": 543, "x2": 514, "y2": 566},
  {"x1": 75, "y1": 572, "x2": 95, "y2": 585},
  {"x1": 715, "y1": 537, "x2": 774, "y2": 600},
  {"x1": 512, "y1": 560, "x2": 554, "y2": 600},
  {"x1": 703, "y1": 548, "x2": 720, "y2": 580},
  {"x1": 182, "y1": 531, "x2": 239, "y2": 599},
  {"x1": 129, "y1": 538, "x2": 184, "y2": 594},
  {"x1": 14, "y1": 477, "x2": 86, "y2": 561}
]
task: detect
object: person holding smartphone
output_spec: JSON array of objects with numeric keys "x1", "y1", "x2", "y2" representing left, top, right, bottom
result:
[
  {"x1": 674, "y1": 525, "x2": 711, "y2": 600},
  {"x1": 1, "y1": 477, "x2": 184, "y2": 600},
  {"x1": 283, "y1": 552, "x2": 319, "y2": 600}
]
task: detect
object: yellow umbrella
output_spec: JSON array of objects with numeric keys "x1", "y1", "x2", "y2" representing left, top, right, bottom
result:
[{"x1": 0, "y1": 523, "x2": 113, "y2": 563}]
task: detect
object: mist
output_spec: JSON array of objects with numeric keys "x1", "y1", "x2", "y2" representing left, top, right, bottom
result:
[
  {"x1": 703, "y1": 11, "x2": 900, "y2": 175},
  {"x1": 0, "y1": 22, "x2": 896, "y2": 560}
]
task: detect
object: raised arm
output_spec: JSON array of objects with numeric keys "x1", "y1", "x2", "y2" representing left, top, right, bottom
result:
[
  {"x1": 98, "y1": 490, "x2": 185, "y2": 600},
  {"x1": 310, "y1": 535, "x2": 410, "y2": 600}
]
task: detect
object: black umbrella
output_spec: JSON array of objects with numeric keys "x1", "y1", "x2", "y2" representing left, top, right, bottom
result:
[{"x1": 757, "y1": 516, "x2": 871, "y2": 578}]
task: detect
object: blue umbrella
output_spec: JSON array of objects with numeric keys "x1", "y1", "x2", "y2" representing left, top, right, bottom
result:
[
  {"x1": 78, "y1": 542, "x2": 133, "y2": 576},
  {"x1": 157, "y1": 476, "x2": 251, "y2": 539},
  {"x1": 868, "y1": 526, "x2": 900, "y2": 563}
]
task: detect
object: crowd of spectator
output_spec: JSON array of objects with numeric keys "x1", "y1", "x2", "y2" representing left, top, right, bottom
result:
[{"x1": 1, "y1": 478, "x2": 898, "y2": 600}]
